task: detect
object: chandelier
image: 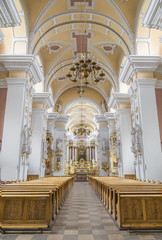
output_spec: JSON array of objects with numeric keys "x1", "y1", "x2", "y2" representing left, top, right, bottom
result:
[
  {"x1": 73, "y1": 124, "x2": 91, "y2": 137},
  {"x1": 66, "y1": 50, "x2": 105, "y2": 86}
]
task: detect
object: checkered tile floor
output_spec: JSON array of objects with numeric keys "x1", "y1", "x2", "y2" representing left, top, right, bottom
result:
[{"x1": 1, "y1": 182, "x2": 162, "y2": 239}]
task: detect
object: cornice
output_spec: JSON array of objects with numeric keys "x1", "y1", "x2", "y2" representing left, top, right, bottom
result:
[
  {"x1": 142, "y1": 0, "x2": 162, "y2": 30},
  {"x1": 94, "y1": 114, "x2": 107, "y2": 125},
  {"x1": 0, "y1": 0, "x2": 21, "y2": 27},
  {"x1": 0, "y1": 55, "x2": 44, "y2": 84},
  {"x1": 48, "y1": 112, "x2": 59, "y2": 123},
  {"x1": 156, "y1": 80, "x2": 162, "y2": 89},
  {"x1": 0, "y1": 79, "x2": 7, "y2": 88},
  {"x1": 116, "y1": 108, "x2": 131, "y2": 114},
  {"x1": 104, "y1": 112, "x2": 116, "y2": 123},
  {"x1": 6, "y1": 78, "x2": 28, "y2": 86},
  {"x1": 0, "y1": 29, "x2": 4, "y2": 43},
  {"x1": 33, "y1": 92, "x2": 54, "y2": 109},
  {"x1": 55, "y1": 114, "x2": 69, "y2": 125},
  {"x1": 108, "y1": 92, "x2": 130, "y2": 109},
  {"x1": 119, "y1": 55, "x2": 162, "y2": 85},
  {"x1": 136, "y1": 78, "x2": 157, "y2": 86}
]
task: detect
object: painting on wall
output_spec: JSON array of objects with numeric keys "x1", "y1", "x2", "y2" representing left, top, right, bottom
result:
[{"x1": 78, "y1": 145, "x2": 86, "y2": 161}]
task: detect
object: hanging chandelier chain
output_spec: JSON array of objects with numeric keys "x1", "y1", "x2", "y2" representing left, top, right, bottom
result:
[{"x1": 66, "y1": 0, "x2": 106, "y2": 94}]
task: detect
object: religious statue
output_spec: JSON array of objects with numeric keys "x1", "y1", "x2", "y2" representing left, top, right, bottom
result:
[
  {"x1": 135, "y1": 124, "x2": 142, "y2": 152},
  {"x1": 131, "y1": 124, "x2": 142, "y2": 153},
  {"x1": 101, "y1": 100, "x2": 106, "y2": 112},
  {"x1": 102, "y1": 138, "x2": 109, "y2": 154},
  {"x1": 56, "y1": 138, "x2": 62, "y2": 150},
  {"x1": 115, "y1": 139, "x2": 120, "y2": 160},
  {"x1": 56, "y1": 100, "x2": 62, "y2": 112},
  {"x1": 27, "y1": 127, "x2": 32, "y2": 155},
  {"x1": 22, "y1": 124, "x2": 32, "y2": 155},
  {"x1": 43, "y1": 141, "x2": 48, "y2": 159},
  {"x1": 131, "y1": 127, "x2": 136, "y2": 153}
]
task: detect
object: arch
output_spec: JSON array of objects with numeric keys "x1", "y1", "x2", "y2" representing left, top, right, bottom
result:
[
  {"x1": 63, "y1": 97, "x2": 102, "y2": 115},
  {"x1": 53, "y1": 83, "x2": 109, "y2": 104}
]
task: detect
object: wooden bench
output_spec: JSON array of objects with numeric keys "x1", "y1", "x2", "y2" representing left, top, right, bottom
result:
[
  {"x1": 0, "y1": 176, "x2": 74, "y2": 231},
  {"x1": 89, "y1": 176, "x2": 162, "y2": 230}
]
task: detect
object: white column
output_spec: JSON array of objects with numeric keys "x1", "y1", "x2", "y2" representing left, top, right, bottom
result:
[
  {"x1": 137, "y1": 78, "x2": 162, "y2": 182},
  {"x1": 1, "y1": 78, "x2": 27, "y2": 181},
  {"x1": 105, "y1": 113, "x2": 116, "y2": 176},
  {"x1": 108, "y1": 94, "x2": 135, "y2": 177},
  {"x1": 95, "y1": 145, "x2": 97, "y2": 161},
  {"x1": 28, "y1": 108, "x2": 45, "y2": 177},
  {"x1": 116, "y1": 108, "x2": 135, "y2": 176},
  {"x1": 67, "y1": 145, "x2": 69, "y2": 161}
]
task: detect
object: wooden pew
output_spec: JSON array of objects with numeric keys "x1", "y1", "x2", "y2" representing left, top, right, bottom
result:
[
  {"x1": 89, "y1": 176, "x2": 162, "y2": 230},
  {"x1": 0, "y1": 176, "x2": 74, "y2": 232}
]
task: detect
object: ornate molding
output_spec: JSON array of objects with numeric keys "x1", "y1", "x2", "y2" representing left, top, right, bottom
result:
[
  {"x1": 156, "y1": 79, "x2": 162, "y2": 89},
  {"x1": 101, "y1": 44, "x2": 116, "y2": 55},
  {"x1": 0, "y1": 55, "x2": 44, "y2": 84},
  {"x1": 108, "y1": 92, "x2": 130, "y2": 109},
  {"x1": 142, "y1": 0, "x2": 162, "y2": 30},
  {"x1": 0, "y1": 29, "x2": 4, "y2": 43},
  {"x1": 136, "y1": 78, "x2": 157, "y2": 87},
  {"x1": 6, "y1": 78, "x2": 29, "y2": 86},
  {"x1": 119, "y1": 55, "x2": 162, "y2": 85},
  {"x1": 55, "y1": 114, "x2": 69, "y2": 125},
  {"x1": 48, "y1": 112, "x2": 59, "y2": 122},
  {"x1": 104, "y1": 112, "x2": 116, "y2": 123},
  {"x1": 94, "y1": 115, "x2": 108, "y2": 125},
  {"x1": 0, "y1": 0, "x2": 21, "y2": 27},
  {"x1": 33, "y1": 93, "x2": 54, "y2": 109},
  {"x1": 0, "y1": 79, "x2": 7, "y2": 88},
  {"x1": 47, "y1": 43, "x2": 62, "y2": 54},
  {"x1": 67, "y1": 0, "x2": 95, "y2": 10}
]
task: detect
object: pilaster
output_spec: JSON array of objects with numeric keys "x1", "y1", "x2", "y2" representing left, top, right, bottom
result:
[
  {"x1": 54, "y1": 114, "x2": 69, "y2": 176},
  {"x1": 95, "y1": 114, "x2": 109, "y2": 176},
  {"x1": 104, "y1": 112, "x2": 117, "y2": 176},
  {"x1": 108, "y1": 93, "x2": 135, "y2": 177},
  {"x1": 28, "y1": 93, "x2": 54, "y2": 178},
  {"x1": 0, "y1": 78, "x2": 34, "y2": 181},
  {"x1": 135, "y1": 78, "x2": 162, "y2": 182}
]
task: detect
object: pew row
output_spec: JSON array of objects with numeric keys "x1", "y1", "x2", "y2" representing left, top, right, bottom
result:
[
  {"x1": 89, "y1": 176, "x2": 162, "y2": 230},
  {"x1": 0, "y1": 176, "x2": 74, "y2": 231}
]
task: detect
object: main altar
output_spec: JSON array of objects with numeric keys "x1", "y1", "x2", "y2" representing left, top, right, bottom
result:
[
  {"x1": 65, "y1": 140, "x2": 100, "y2": 180},
  {"x1": 65, "y1": 156, "x2": 100, "y2": 181}
]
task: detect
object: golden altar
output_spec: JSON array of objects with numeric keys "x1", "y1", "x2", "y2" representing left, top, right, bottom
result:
[{"x1": 65, "y1": 158, "x2": 100, "y2": 180}]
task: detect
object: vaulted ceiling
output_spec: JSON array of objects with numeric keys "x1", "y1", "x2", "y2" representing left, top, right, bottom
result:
[{"x1": 21, "y1": 0, "x2": 142, "y2": 107}]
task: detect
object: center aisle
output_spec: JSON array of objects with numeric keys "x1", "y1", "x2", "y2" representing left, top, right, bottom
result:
[{"x1": 52, "y1": 182, "x2": 161, "y2": 240}]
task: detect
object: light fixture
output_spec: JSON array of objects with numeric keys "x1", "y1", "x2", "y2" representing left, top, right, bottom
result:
[
  {"x1": 73, "y1": 124, "x2": 91, "y2": 137},
  {"x1": 66, "y1": 42, "x2": 105, "y2": 86},
  {"x1": 66, "y1": 0, "x2": 105, "y2": 86}
]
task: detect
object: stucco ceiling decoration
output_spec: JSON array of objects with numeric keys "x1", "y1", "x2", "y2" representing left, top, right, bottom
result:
[
  {"x1": 55, "y1": 75, "x2": 67, "y2": 82},
  {"x1": 71, "y1": 30, "x2": 93, "y2": 56},
  {"x1": 65, "y1": 99, "x2": 100, "y2": 131},
  {"x1": 22, "y1": 0, "x2": 140, "y2": 103},
  {"x1": 47, "y1": 43, "x2": 62, "y2": 54},
  {"x1": 67, "y1": 0, "x2": 95, "y2": 9},
  {"x1": 102, "y1": 44, "x2": 116, "y2": 55}
]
